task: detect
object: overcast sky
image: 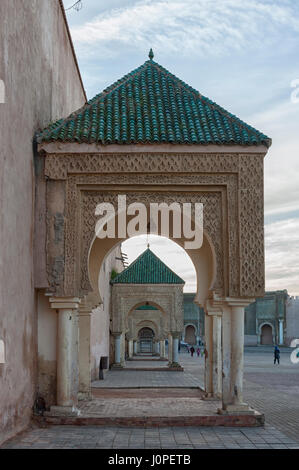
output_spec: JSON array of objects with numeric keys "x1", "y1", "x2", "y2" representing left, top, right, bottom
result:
[{"x1": 64, "y1": 0, "x2": 299, "y2": 295}]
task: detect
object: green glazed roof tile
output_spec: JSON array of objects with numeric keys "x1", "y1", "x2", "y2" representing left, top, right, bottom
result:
[
  {"x1": 136, "y1": 305, "x2": 158, "y2": 310},
  {"x1": 111, "y1": 248, "x2": 185, "y2": 285},
  {"x1": 37, "y1": 55, "x2": 271, "y2": 147}
]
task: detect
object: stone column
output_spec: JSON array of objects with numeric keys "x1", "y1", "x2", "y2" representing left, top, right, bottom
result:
[
  {"x1": 204, "y1": 312, "x2": 213, "y2": 396},
  {"x1": 167, "y1": 333, "x2": 173, "y2": 365},
  {"x1": 211, "y1": 313, "x2": 222, "y2": 398},
  {"x1": 204, "y1": 297, "x2": 223, "y2": 400},
  {"x1": 120, "y1": 333, "x2": 126, "y2": 363},
  {"x1": 169, "y1": 333, "x2": 180, "y2": 366},
  {"x1": 49, "y1": 297, "x2": 81, "y2": 414},
  {"x1": 112, "y1": 332, "x2": 123, "y2": 368},
  {"x1": 128, "y1": 339, "x2": 133, "y2": 358},
  {"x1": 159, "y1": 340, "x2": 164, "y2": 358},
  {"x1": 78, "y1": 302, "x2": 92, "y2": 400},
  {"x1": 172, "y1": 335, "x2": 179, "y2": 364},
  {"x1": 221, "y1": 303, "x2": 232, "y2": 408},
  {"x1": 279, "y1": 319, "x2": 284, "y2": 345},
  {"x1": 133, "y1": 340, "x2": 138, "y2": 355},
  {"x1": 219, "y1": 299, "x2": 254, "y2": 414},
  {"x1": 153, "y1": 341, "x2": 159, "y2": 355}
]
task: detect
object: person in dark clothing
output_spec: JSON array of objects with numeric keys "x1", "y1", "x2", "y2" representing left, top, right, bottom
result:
[
  {"x1": 274, "y1": 345, "x2": 280, "y2": 364},
  {"x1": 190, "y1": 346, "x2": 195, "y2": 357}
]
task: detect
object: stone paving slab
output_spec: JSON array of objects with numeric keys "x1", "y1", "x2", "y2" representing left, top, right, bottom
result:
[
  {"x1": 125, "y1": 360, "x2": 167, "y2": 368},
  {"x1": 92, "y1": 369, "x2": 202, "y2": 388},
  {"x1": 78, "y1": 397, "x2": 218, "y2": 417},
  {"x1": 2, "y1": 424, "x2": 299, "y2": 449},
  {"x1": 92, "y1": 388, "x2": 204, "y2": 398}
]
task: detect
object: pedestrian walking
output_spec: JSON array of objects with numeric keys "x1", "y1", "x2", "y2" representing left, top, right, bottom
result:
[
  {"x1": 190, "y1": 346, "x2": 195, "y2": 357},
  {"x1": 274, "y1": 345, "x2": 280, "y2": 365},
  {"x1": 196, "y1": 347, "x2": 200, "y2": 357}
]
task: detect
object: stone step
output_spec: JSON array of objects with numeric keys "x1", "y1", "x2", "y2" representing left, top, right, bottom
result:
[{"x1": 35, "y1": 412, "x2": 264, "y2": 427}]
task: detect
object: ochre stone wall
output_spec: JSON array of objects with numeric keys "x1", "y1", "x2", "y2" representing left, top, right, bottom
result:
[{"x1": 0, "y1": 0, "x2": 85, "y2": 445}]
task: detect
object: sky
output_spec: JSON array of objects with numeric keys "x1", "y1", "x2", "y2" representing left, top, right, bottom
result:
[{"x1": 64, "y1": 0, "x2": 299, "y2": 295}]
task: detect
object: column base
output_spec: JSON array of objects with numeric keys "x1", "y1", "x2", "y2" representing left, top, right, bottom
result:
[
  {"x1": 111, "y1": 363, "x2": 124, "y2": 369},
  {"x1": 45, "y1": 405, "x2": 81, "y2": 417},
  {"x1": 202, "y1": 392, "x2": 221, "y2": 401},
  {"x1": 168, "y1": 362, "x2": 183, "y2": 370},
  {"x1": 218, "y1": 403, "x2": 256, "y2": 415},
  {"x1": 78, "y1": 391, "x2": 92, "y2": 401}
]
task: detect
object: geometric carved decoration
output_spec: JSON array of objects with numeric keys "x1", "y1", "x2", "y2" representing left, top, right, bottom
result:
[{"x1": 44, "y1": 151, "x2": 265, "y2": 300}]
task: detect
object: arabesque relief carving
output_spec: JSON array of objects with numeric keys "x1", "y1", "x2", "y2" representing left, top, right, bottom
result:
[{"x1": 44, "y1": 151, "x2": 265, "y2": 300}]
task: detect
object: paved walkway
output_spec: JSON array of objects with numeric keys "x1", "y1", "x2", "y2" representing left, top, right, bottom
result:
[
  {"x1": 1, "y1": 347, "x2": 299, "y2": 449},
  {"x1": 92, "y1": 361, "x2": 202, "y2": 388},
  {"x1": 2, "y1": 424, "x2": 298, "y2": 449},
  {"x1": 78, "y1": 396, "x2": 217, "y2": 418}
]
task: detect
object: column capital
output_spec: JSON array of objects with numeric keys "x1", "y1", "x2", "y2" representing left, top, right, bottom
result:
[
  {"x1": 171, "y1": 332, "x2": 181, "y2": 339},
  {"x1": 225, "y1": 297, "x2": 255, "y2": 308},
  {"x1": 111, "y1": 331, "x2": 122, "y2": 337},
  {"x1": 78, "y1": 298, "x2": 93, "y2": 315},
  {"x1": 50, "y1": 297, "x2": 81, "y2": 310}
]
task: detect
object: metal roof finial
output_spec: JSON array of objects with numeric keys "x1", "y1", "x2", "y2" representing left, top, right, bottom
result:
[{"x1": 148, "y1": 48, "x2": 154, "y2": 60}]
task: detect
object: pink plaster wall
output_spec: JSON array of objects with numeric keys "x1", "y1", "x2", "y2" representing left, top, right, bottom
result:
[
  {"x1": 0, "y1": 0, "x2": 85, "y2": 445},
  {"x1": 90, "y1": 247, "x2": 124, "y2": 379}
]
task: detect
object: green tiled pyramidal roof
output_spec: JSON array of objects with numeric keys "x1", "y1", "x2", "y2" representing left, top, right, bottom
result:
[
  {"x1": 111, "y1": 248, "x2": 185, "y2": 285},
  {"x1": 38, "y1": 52, "x2": 271, "y2": 147}
]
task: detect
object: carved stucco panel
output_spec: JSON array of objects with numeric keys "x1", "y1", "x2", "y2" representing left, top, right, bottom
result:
[
  {"x1": 79, "y1": 187, "x2": 224, "y2": 296},
  {"x1": 239, "y1": 154, "x2": 264, "y2": 297},
  {"x1": 44, "y1": 152, "x2": 241, "y2": 180},
  {"x1": 47, "y1": 151, "x2": 264, "y2": 299}
]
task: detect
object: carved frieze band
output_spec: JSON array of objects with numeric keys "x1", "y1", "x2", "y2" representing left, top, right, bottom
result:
[{"x1": 45, "y1": 153, "x2": 241, "y2": 180}]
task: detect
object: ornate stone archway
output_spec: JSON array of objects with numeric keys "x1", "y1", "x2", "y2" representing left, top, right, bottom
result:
[
  {"x1": 36, "y1": 54, "x2": 270, "y2": 417},
  {"x1": 111, "y1": 281, "x2": 184, "y2": 367}
]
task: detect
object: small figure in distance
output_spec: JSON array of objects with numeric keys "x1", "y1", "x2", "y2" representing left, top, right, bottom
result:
[{"x1": 274, "y1": 345, "x2": 280, "y2": 365}]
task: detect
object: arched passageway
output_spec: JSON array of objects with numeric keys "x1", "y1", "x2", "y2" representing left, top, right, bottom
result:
[
  {"x1": 138, "y1": 327, "x2": 155, "y2": 353},
  {"x1": 185, "y1": 325, "x2": 196, "y2": 345},
  {"x1": 261, "y1": 324, "x2": 273, "y2": 345}
]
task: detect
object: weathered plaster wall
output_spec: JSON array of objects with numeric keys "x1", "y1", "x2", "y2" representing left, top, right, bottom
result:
[
  {"x1": 90, "y1": 247, "x2": 123, "y2": 380},
  {"x1": 37, "y1": 290, "x2": 57, "y2": 406},
  {"x1": 286, "y1": 296, "x2": 299, "y2": 345},
  {"x1": 0, "y1": 0, "x2": 85, "y2": 444}
]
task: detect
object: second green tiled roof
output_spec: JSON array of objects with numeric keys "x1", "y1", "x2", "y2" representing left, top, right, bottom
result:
[
  {"x1": 38, "y1": 58, "x2": 271, "y2": 147},
  {"x1": 111, "y1": 248, "x2": 185, "y2": 285}
]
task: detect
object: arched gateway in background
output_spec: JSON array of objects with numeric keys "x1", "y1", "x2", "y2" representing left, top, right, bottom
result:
[
  {"x1": 36, "y1": 50, "x2": 271, "y2": 416},
  {"x1": 110, "y1": 247, "x2": 185, "y2": 367}
]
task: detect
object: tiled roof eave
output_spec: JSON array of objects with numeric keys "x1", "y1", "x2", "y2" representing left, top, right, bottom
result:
[{"x1": 37, "y1": 58, "x2": 271, "y2": 148}]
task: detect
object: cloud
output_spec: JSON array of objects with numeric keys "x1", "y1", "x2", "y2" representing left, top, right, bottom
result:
[
  {"x1": 265, "y1": 218, "x2": 299, "y2": 295},
  {"x1": 121, "y1": 216, "x2": 299, "y2": 296},
  {"x1": 70, "y1": 0, "x2": 299, "y2": 57},
  {"x1": 247, "y1": 96, "x2": 299, "y2": 217}
]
